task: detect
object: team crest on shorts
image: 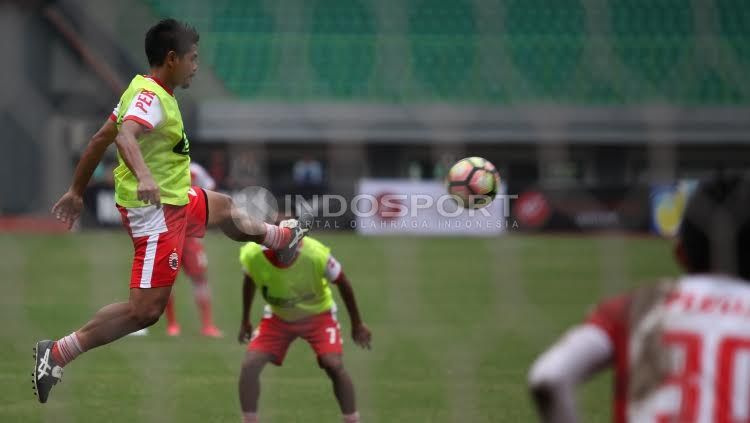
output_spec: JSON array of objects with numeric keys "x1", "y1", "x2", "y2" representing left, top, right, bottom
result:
[{"x1": 168, "y1": 251, "x2": 179, "y2": 270}]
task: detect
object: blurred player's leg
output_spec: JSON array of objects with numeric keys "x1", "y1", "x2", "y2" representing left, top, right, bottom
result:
[
  {"x1": 204, "y1": 190, "x2": 310, "y2": 257},
  {"x1": 182, "y1": 237, "x2": 222, "y2": 337},
  {"x1": 193, "y1": 277, "x2": 222, "y2": 337},
  {"x1": 239, "y1": 315, "x2": 295, "y2": 420},
  {"x1": 319, "y1": 354, "x2": 360, "y2": 422},
  {"x1": 165, "y1": 294, "x2": 181, "y2": 336},
  {"x1": 238, "y1": 351, "x2": 274, "y2": 422},
  {"x1": 299, "y1": 312, "x2": 357, "y2": 421},
  {"x1": 205, "y1": 190, "x2": 271, "y2": 243}
]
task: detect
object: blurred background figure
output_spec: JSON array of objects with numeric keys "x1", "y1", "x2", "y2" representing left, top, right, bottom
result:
[
  {"x1": 228, "y1": 149, "x2": 261, "y2": 190},
  {"x1": 164, "y1": 162, "x2": 223, "y2": 338},
  {"x1": 529, "y1": 174, "x2": 750, "y2": 423},
  {"x1": 293, "y1": 155, "x2": 324, "y2": 199}
]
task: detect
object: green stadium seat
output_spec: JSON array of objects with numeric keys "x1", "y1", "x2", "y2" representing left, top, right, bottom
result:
[{"x1": 142, "y1": 0, "x2": 750, "y2": 104}]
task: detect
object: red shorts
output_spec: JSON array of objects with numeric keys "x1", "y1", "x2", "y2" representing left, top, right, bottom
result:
[
  {"x1": 182, "y1": 237, "x2": 207, "y2": 278},
  {"x1": 117, "y1": 187, "x2": 208, "y2": 289},
  {"x1": 248, "y1": 311, "x2": 343, "y2": 366}
]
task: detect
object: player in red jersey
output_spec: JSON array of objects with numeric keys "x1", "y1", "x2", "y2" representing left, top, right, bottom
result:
[
  {"x1": 163, "y1": 162, "x2": 222, "y2": 337},
  {"x1": 33, "y1": 19, "x2": 310, "y2": 404},
  {"x1": 529, "y1": 174, "x2": 750, "y2": 422}
]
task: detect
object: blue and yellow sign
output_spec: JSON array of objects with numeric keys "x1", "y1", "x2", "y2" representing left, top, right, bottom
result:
[{"x1": 650, "y1": 180, "x2": 698, "y2": 237}]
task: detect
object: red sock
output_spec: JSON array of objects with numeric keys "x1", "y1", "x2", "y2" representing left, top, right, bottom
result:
[
  {"x1": 198, "y1": 298, "x2": 212, "y2": 327},
  {"x1": 165, "y1": 294, "x2": 177, "y2": 326},
  {"x1": 52, "y1": 332, "x2": 84, "y2": 367},
  {"x1": 261, "y1": 223, "x2": 292, "y2": 250},
  {"x1": 51, "y1": 343, "x2": 64, "y2": 364}
]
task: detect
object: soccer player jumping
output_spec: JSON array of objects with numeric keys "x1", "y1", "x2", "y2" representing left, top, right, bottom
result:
[
  {"x1": 237, "y1": 236, "x2": 372, "y2": 423},
  {"x1": 33, "y1": 19, "x2": 309, "y2": 403},
  {"x1": 529, "y1": 174, "x2": 750, "y2": 422}
]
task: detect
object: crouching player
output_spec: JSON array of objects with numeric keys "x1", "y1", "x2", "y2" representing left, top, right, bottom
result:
[{"x1": 237, "y1": 234, "x2": 372, "y2": 423}]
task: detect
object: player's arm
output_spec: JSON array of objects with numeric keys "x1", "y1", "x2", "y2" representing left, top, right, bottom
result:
[
  {"x1": 52, "y1": 118, "x2": 118, "y2": 229},
  {"x1": 238, "y1": 273, "x2": 257, "y2": 344},
  {"x1": 334, "y1": 272, "x2": 372, "y2": 350},
  {"x1": 71, "y1": 119, "x2": 118, "y2": 195},
  {"x1": 527, "y1": 324, "x2": 613, "y2": 423},
  {"x1": 114, "y1": 120, "x2": 160, "y2": 206}
]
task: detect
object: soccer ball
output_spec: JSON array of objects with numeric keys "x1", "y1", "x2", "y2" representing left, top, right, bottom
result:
[{"x1": 446, "y1": 157, "x2": 501, "y2": 209}]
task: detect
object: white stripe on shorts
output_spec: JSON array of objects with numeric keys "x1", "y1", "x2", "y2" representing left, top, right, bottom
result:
[
  {"x1": 126, "y1": 205, "x2": 167, "y2": 238},
  {"x1": 140, "y1": 233, "x2": 160, "y2": 288}
]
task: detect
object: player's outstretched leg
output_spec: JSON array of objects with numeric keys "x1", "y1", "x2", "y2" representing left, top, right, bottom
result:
[
  {"x1": 203, "y1": 190, "x2": 312, "y2": 258},
  {"x1": 238, "y1": 351, "x2": 274, "y2": 423},
  {"x1": 32, "y1": 286, "x2": 171, "y2": 403},
  {"x1": 319, "y1": 354, "x2": 360, "y2": 423}
]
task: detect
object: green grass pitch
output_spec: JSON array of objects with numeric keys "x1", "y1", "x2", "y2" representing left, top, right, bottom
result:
[{"x1": 0, "y1": 231, "x2": 679, "y2": 422}]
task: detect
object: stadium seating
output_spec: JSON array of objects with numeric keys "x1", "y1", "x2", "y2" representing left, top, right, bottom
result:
[{"x1": 143, "y1": 0, "x2": 750, "y2": 105}]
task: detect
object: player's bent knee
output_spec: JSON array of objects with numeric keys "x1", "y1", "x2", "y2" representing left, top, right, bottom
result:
[
  {"x1": 242, "y1": 352, "x2": 273, "y2": 373},
  {"x1": 135, "y1": 310, "x2": 161, "y2": 328},
  {"x1": 318, "y1": 354, "x2": 344, "y2": 374},
  {"x1": 131, "y1": 304, "x2": 164, "y2": 328}
]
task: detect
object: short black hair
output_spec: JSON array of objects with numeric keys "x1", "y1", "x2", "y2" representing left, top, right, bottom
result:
[
  {"x1": 145, "y1": 19, "x2": 199, "y2": 67},
  {"x1": 679, "y1": 173, "x2": 750, "y2": 280}
]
